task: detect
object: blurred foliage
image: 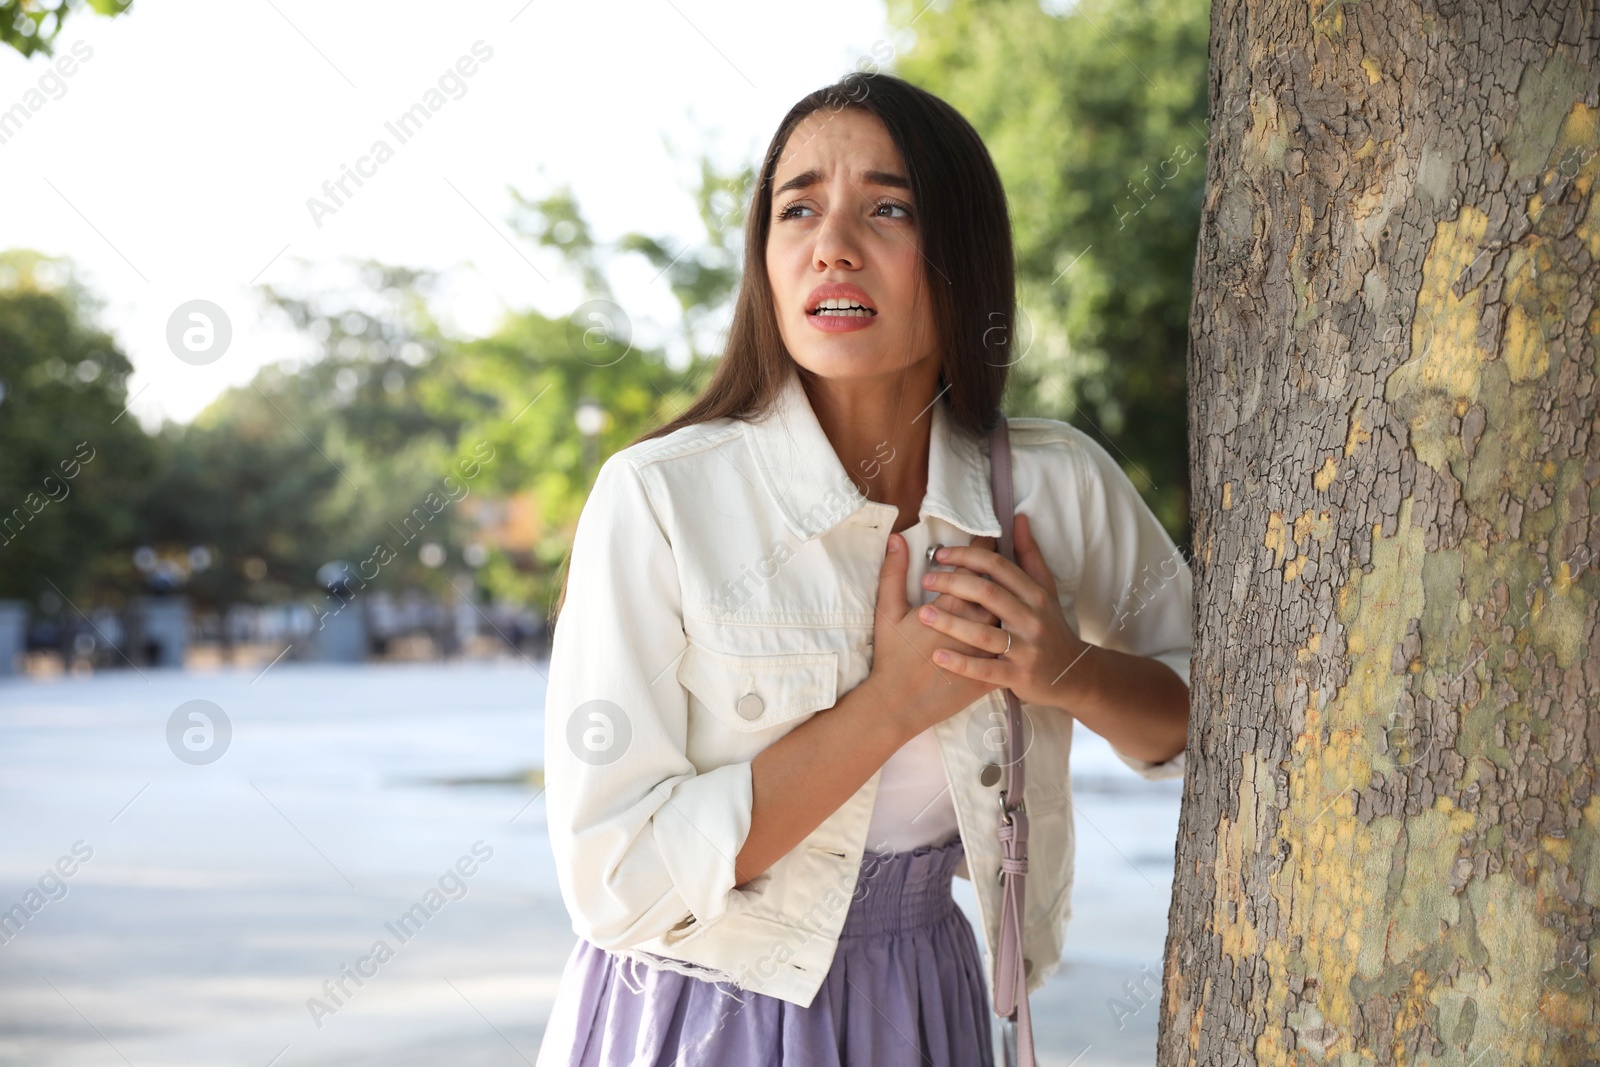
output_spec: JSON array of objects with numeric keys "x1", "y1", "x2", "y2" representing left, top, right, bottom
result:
[
  {"x1": 1, "y1": 0, "x2": 131, "y2": 58},
  {"x1": 141, "y1": 264, "x2": 487, "y2": 611},
  {"x1": 889, "y1": 0, "x2": 1208, "y2": 550},
  {"x1": 616, "y1": 156, "x2": 754, "y2": 362},
  {"x1": 450, "y1": 310, "x2": 680, "y2": 613},
  {"x1": 0, "y1": 250, "x2": 153, "y2": 604}
]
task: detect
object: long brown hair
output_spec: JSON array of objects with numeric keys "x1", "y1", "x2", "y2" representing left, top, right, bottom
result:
[{"x1": 550, "y1": 70, "x2": 1017, "y2": 624}]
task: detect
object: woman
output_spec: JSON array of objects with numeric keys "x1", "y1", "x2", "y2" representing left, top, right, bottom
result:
[{"x1": 535, "y1": 71, "x2": 1191, "y2": 1066}]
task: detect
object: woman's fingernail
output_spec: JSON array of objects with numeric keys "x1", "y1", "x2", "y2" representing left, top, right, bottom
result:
[{"x1": 920, "y1": 606, "x2": 936, "y2": 621}]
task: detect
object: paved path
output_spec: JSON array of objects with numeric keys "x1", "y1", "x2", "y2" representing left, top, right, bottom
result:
[{"x1": 0, "y1": 661, "x2": 1180, "y2": 1066}]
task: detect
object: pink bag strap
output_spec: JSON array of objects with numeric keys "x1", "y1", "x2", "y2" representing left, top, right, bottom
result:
[{"x1": 986, "y1": 415, "x2": 1036, "y2": 1067}]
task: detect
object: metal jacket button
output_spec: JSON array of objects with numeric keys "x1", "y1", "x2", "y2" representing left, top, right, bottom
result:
[
  {"x1": 737, "y1": 692, "x2": 765, "y2": 720},
  {"x1": 980, "y1": 762, "x2": 1002, "y2": 787},
  {"x1": 926, "y1": 542, "x2": 945, "y2": 563}
]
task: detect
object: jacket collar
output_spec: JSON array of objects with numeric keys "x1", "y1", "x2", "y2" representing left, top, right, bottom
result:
[{"x1": 743, "y1": 361, "x2": 1002, "y2": 543}]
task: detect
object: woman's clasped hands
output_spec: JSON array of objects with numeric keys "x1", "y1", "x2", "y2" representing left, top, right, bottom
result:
[{"x1": 868, "y1": 513, "x2": 1089, "y2": 738}]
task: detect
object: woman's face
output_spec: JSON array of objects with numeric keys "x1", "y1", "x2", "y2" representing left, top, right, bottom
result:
[{"x1": 764, "y1": 107, "x2": 935, "y2": 385}]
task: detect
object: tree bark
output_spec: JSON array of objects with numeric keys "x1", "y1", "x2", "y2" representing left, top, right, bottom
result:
[{"x1": 1165, "y1": 2, "x2": 1600, "y2": 1063}]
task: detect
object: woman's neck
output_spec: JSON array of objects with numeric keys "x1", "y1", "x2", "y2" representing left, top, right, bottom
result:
[{"x1": 802, "y1": 363, "x2": 941, "y2": 532}]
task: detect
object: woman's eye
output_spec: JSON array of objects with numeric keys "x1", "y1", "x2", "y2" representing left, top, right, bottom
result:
[{"x1": 775, "y1": 201, "x2": 912, "y2": 221}]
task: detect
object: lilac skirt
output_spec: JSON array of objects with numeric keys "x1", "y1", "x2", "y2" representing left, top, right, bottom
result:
[{"x1": 536, "y1": 833, "x2": 993, "y2": 1066}]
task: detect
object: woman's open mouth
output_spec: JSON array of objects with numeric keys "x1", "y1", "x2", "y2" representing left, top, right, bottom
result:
[
  {"x1": 804, "y1": 284, "x2": 878, "y2": 332},
  {"x1": 808, "y1": 300, "x2": 877, "y2": 319},
  {"x1": 806, "y1": 298, "x2": 878, "y2": 332}
]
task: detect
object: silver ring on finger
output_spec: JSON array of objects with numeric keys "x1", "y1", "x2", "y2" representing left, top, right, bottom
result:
[{"x1": 999, "y1": 628, "x2": 1013, "y2": 656}]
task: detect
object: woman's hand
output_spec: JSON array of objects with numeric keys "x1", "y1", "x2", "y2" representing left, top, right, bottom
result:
[
  {"x1": 914, "y1": 512, "x2": 1093, "y2": 712},
  {"x1": 867, "y1": 532, "x2": 1006, "y2": 740}
]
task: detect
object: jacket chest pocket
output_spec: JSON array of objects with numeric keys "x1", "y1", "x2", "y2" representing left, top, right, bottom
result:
[{"x1": 677, "y1": 642, "x2": 840, "y2": 734}]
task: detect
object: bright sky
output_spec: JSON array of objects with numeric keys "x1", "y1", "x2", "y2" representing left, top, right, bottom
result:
[{"x1": 0, "y1": 0, "x2": 899, "y2": 429}]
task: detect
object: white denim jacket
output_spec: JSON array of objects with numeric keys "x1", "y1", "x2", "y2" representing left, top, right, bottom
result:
[{"x1": 542, "y1": 362, "x2": 1190, "y2": 1009}]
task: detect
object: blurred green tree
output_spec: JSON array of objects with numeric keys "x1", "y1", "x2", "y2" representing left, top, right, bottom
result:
[
  {"x1": 888, "y1": 0, "x2": 1209, "y2": 550},
  {"x1": 0, "y1": 249, "x2": 152, "y2": 605},
  {"x1": 158, "y1": 263, "x2": 490, "y2": 612},
  {"x1": 1, "y1": 0, "x2": 131, "y2": 58}
]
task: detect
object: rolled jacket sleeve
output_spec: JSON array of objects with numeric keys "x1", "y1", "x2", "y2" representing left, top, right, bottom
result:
[
  {"x1": 1069, "y1": 434, "x2": 1192, "y2": 781},
  {"x1": 543, "y1": 451, "x2": 754, "y2": 949}
]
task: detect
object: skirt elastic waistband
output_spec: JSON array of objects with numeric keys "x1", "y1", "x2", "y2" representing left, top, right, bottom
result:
[{"x1": 839, "y1": 833, "x2": 965, "y2": 939}]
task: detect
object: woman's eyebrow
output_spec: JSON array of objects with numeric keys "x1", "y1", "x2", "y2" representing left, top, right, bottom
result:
[{"x1": 774, "y1": 168, "x2": 911, "y2": 197}]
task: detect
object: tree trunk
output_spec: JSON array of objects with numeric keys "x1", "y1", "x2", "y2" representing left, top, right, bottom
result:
[{"x1": 1165, "y1": 2, "x2": 1600, "y2": 1063}]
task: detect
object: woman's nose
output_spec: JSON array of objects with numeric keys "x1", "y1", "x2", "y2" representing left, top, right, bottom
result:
[{"x1": 813, "y1": 206, "x2": 864, "y2": 269}]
